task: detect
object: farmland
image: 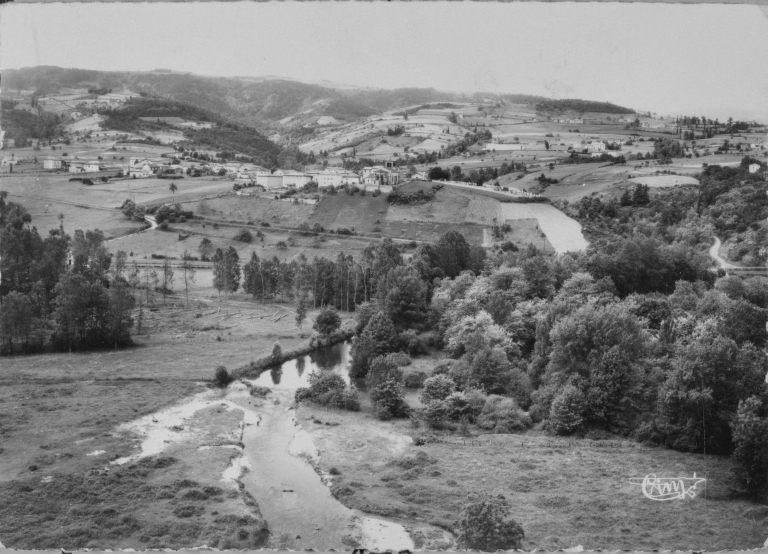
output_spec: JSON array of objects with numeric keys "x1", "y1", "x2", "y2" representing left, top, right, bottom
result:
[{"x1": 2, "y1": 66, "x2": 768, "y2": 554}]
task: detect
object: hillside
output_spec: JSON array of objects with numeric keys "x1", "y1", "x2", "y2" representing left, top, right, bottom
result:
[{"x1": 535, "y1": 98, "x2": 635, "y2": 114}]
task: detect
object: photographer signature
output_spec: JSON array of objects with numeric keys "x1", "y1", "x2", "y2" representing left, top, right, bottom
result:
[{"x1": 629, "y1": 473, "x2": 706, "y2": 501}]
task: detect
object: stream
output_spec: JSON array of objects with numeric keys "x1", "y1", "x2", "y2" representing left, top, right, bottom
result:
[{"x1": 112, "y1": 341, "x2": 446, "y2": 550}]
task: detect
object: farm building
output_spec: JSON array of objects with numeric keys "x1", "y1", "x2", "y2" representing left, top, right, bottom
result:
[
  {"x1": 749, "y1": 163, "x2": 762, "y2": 174},
  {"x1": 43, "y1": 158, "x2": 62, "y2": 170},
  {"x1": 1, "y1": 156, "x2": 16, "y2": 166}
]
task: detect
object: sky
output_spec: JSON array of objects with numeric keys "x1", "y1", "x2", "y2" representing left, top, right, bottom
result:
[{"x1": 1, "y1": 2, "x2": 767, "y2": 121}]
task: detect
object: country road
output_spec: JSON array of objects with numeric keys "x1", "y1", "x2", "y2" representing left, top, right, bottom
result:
[
  {"x1": 709, "y1": 237, "x2": 767, "y2": 272},
  {"x1": 709, "y1": 237, "x2": 738, "y2": 269}
]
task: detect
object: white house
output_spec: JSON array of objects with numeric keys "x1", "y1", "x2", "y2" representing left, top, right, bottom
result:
[
  {"x1": 83, "y1": 163, "x2": 101, "y2": 173},
  {"x1": 572, "y1": 141, "x2": 584, "y2": 150},
  {"x1": 749, "y1": 163, "x2": 762, "y2": 174},
  {"x1": 129, "y1": 162, "x2": 155, "y2": 178},
  {"x1": 362, "y1": 166, "x2": 400, "y2": 186},
  {"x1": 283, "y1": 172, "x2": 313, "y2": 188},
  {"x1": 589, "y1": 141, "x2": 606, "y2": 152},
  {"x1": 43, "y1": 158, "x2": 62, "y2": 170},
  {"x1": 309, "y1": 170, "x2": 355, "y2": 188},
  {"x1": 484, "y1": 143, "x2": 524, "y2": 151}
]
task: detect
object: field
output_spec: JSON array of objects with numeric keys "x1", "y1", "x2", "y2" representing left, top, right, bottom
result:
[
  {"x1": 0, "y1": 297, "x2": 350, "y2": 550},
  {"x1": 630, "y1": 175, "x2": 700, "y2": 188},
  {"x1": 302, "y1": 406, "x2": 768, "y2": 552}
]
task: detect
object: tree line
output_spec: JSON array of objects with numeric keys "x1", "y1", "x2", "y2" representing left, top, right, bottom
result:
[{"x1": 0, "y1": 193, "x2": 136, "y2": 354}]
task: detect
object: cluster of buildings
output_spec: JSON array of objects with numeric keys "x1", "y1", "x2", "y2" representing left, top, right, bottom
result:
[{"x1": 553, "y1": 118, "x2": 584, "y2": 124}]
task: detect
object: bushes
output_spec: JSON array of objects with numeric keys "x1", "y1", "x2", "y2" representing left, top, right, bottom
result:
[
  {"x1": 456, "y1": 492, "x2": 525, "y2": 551},
  {"x1": 477, "y1": 396, "x2": 531, "y2": 433},
  {"x1": 233, "y1": 229, "x2": 253, "y2": 243},
  {"x1": 420, "y1": 375, "x2": 456, "y2": 405},
  {"x1": 404, "y1": 371, "x2": 427, "y2": 389},
  {"x1": 303, "y1": 371, "x2": 360, "y2": 411},
  {"x1": 370, "y1": 379, "x2": 409, "y2": 420},
  {"x1": 549, "y1": 385, "x2": 586, "y2": 435},
  {"x1": 213, "y1": 366, "x2": 232, "y2": 388}
]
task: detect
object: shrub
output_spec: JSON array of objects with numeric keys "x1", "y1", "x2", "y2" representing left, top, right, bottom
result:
[
  {"x1": 420, "y1": 374, "x2": 456, "y2": 405},
  {"x1": 477, "y1": 395, "x2": 531, "y2": 433},
  {"x1": 271, "y1": 342, "x2": 282, "y2": 361},
  {"x1": 214, "y1": 366, "x2": 231, "y2": 388},
  {"x1": 295, "y1": 387, "x2": 311, "y2": 403},
  {"x1": 424, "y1": 400, "x2": 449, "y2": 429},
  {"x1": 404, "y1": 371, "x2": 427, "y2": 389},
  {"x1": 549, "y1": 385, "x2": 586, "y2": 435},
  {"x1": 387, "y1": 351, "x2": 411, "y2": 367},
  {"x1": 370, "y1": 379, "x2": 409, "y2": 420},
  {"x1": 456, "y1": 493, "x2": 525, "y2": 551},
  {"x1": 445, "y1": 389, "x2": 487, "y2": 423},
  {"x1": 307, "y1": 371, "x2": 346, "y2": 398},
  {"x1": 400, "y1": 329, "x2": 427, "y2": 356},
  {"x1": 340, "y1": 383, "x2": 361, "y2": 411},
  {"x1": 234, "y1": 229, "x2": 253, "y2": 243}
]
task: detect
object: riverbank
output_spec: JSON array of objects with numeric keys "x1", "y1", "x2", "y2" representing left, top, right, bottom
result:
[{"x1": 300, "y1": 406, "x2": 768, "y2": 551}]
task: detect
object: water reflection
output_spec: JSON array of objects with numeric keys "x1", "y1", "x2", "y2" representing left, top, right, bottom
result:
[
  {"x1": 270, "y1": 367, "x2": 282, "y2": 385},
  {"x1": 250, "y1": 341, "x2": 352, "y2": 389}
]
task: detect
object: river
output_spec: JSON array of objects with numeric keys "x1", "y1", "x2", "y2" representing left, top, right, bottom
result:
[{"x1": 111, "y1": 340, "x2": 446, "y2": 550}]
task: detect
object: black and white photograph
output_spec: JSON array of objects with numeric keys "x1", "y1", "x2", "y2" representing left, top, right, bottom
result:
[{"x1": 1, "y1": 2, "x2": 768, "y2": 553}]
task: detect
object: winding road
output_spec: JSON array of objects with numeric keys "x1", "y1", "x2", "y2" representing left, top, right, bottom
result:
[{"x1": 709, "y1": 237, "x2": 768, "y2": 273}]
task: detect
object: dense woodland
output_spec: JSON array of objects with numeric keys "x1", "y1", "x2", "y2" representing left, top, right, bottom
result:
[
  {"x1": 535, "y1": 99, "x2": 635, "y2": 115},
  {"x1": 0, "y1": 193, "x2": 136, "y2": 354}
]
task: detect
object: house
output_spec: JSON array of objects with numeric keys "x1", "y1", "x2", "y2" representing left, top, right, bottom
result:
[
  {"x1": 69, "y1": 163, "x2": 85, "y2": 174},
  {"x1": 43, "y1": 158, "x2": 62, "y2": 170},
  {"x1": 283, "y1": 172, "x2": 313, "y2": 187},
  {"x1": 572, "y1": 141, "x2": 584, "y2": 149},
  {"x1": 589, "y1": 141, "x2": 606, "y2": 152},
  {"x1": 749, "y1": 163, "x2": 761, "y2": 174},
  {"x1": 1, "y1": 156, "x2": 16, "y2": 166},
  {"x1": 129, "y1": 162, "x2": 155, "y2": 178},
  {"x1": 412, "y1": 171, "x2": 429, "y2": 181},
  {"x1": 310, "y1": 170, "x2": 361, "y2": 188},
  {"x1": 362, "y1": 166, "x2": 400, "y2": 186},
  {"x1": 83, "y1": 163, "x2": 101, "y2": 173},
  {"x1": 750, "y1": 144, "x2": 765, "y2": 150}
]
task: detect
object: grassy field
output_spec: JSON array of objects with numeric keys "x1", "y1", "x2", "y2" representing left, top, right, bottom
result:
[
  {"x1": 0, "y1": 297, "x2": 348, "y2": 550},
  {"x1": 301, "y1": 404, "x2": 768, "y2": 552},
  {"x1": 308, "y1": 193, "x2": 390, "y2": 234}
]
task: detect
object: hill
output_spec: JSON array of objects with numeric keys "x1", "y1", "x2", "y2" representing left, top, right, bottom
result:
[
  {"x1": 101, "y1": 97, "x2": 283, "y2": 167},
  {"x1": 535, "y1": 98, "x2": 635, "y2": 114}
]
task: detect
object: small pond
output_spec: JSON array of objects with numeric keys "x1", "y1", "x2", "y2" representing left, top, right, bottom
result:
[{"x1": 250, "y1": 340, "x2": 353, "y2": 389}]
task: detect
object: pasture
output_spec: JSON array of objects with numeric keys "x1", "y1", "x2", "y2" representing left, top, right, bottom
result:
[{"x1": 303, "y1": 406, "x2": 767, "y2": 552}]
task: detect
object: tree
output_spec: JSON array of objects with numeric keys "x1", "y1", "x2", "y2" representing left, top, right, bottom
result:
[
  {"x1": 0, "y1": 291, "x2": 34, "y2": 354},
  {"x1": 180, "y1": 251, "x2": 196, "y2": 307},
  {"x1": 731, "y1": 396, "x2": 768, "y2": 499},
  {"x1": 295, "y1": 296, "x2": 308, "y2": 330},
  {"x1": 106, "y1": 278, "x2": 135, "y2": 349},
  {"x1": 435, "y1": 230, "x2": 471, "y2": 278},
  {"x1": 161, "y1": 257, "x2": 174, "y2": 304},
  {"x1": 198, "y1": 237, "x2": 213, "y2": 261},
  {"x1": 382, "y1": 266, "x2": 428, "y2": 329},
  {"x1": 456, "y1": 493, "x2": 525, "y2": 551},
  {"x1": 549, "y1": 385, "x2": 586, "y2": 435},
  {"x1": 313, "y1": 305, "x2": 341, "y2": 336},
  {"x1": 349, "y1": 311, "x2": 398, "y2": 378},
  {"x1": 370, "y1": 379, "x2": 408, "y2": 420},
  {"x1": 169, "y1": 182, "x2": 178, "y2": 197}
]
